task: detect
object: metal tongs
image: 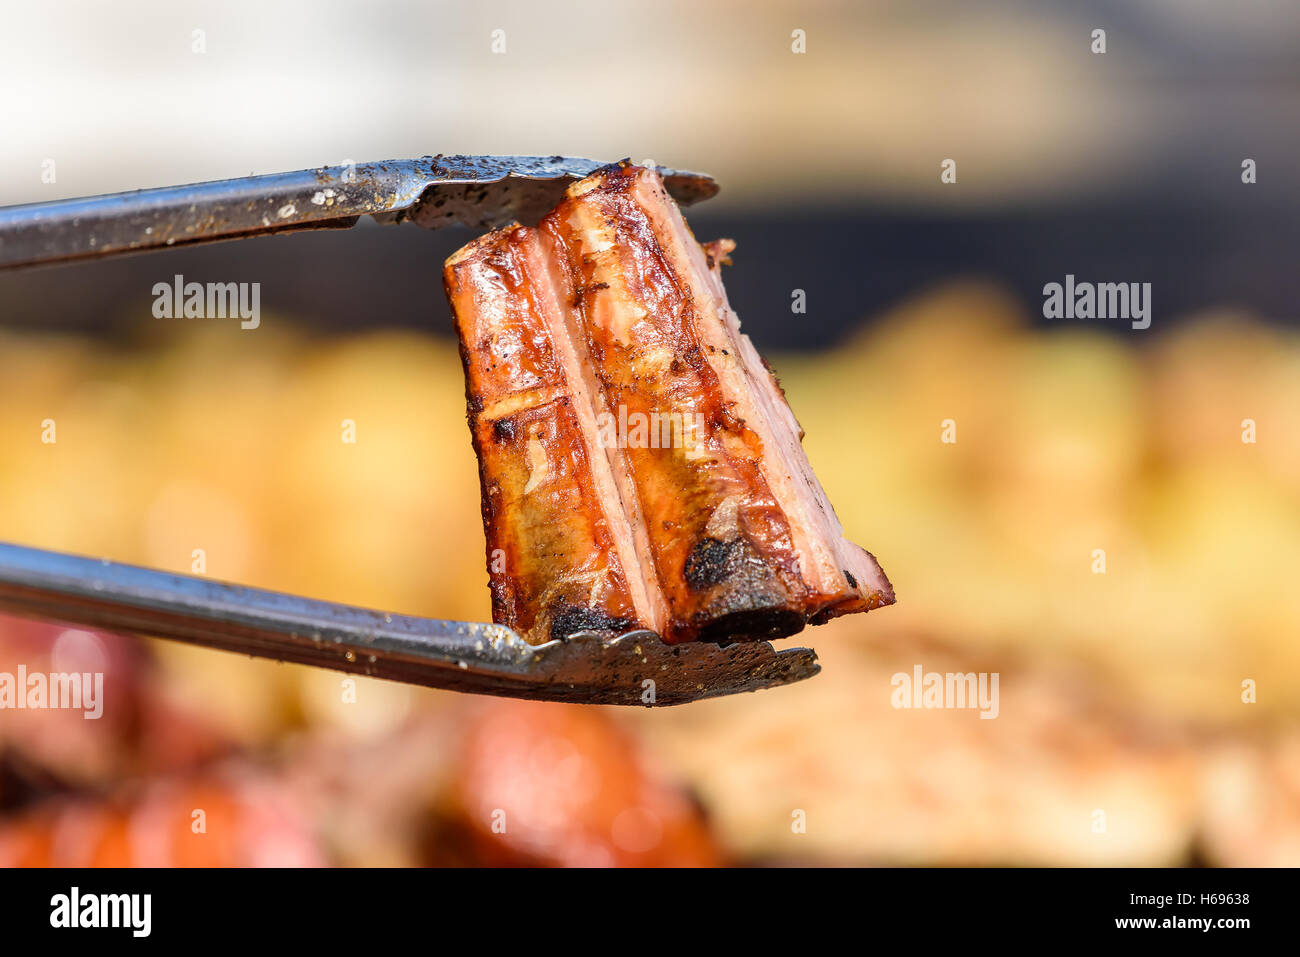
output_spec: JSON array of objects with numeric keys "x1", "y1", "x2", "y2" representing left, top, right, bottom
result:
[
  {"x1": 0, "y1": 156, "x2": 819, "y2": 704},
  {"x1": 0, "y1": 154, "x2": 718, "y2": 269}
]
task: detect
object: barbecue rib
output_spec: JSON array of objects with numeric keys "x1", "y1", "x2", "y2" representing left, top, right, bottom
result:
[
  {"x1": 444, "y1": 162, "x2": 893, "y2": 645},
  {"x1": 445, "y1": 225, "x2": 662, "y2": 644}
]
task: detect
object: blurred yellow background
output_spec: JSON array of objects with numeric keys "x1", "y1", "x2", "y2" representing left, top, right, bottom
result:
[{"x1": 2, "y1": 281, "x2": 1297, "y2": 864}]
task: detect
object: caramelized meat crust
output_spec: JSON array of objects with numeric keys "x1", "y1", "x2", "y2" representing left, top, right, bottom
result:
[
  {"x1": 444, "y1": 163, "x2": 893, "y2": 645},
  {"x1": 445, "y1": 226, "x2": 655, "y2": 644}
]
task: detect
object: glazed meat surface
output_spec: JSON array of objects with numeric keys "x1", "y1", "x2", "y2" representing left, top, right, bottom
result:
[
  {"x1": 444, "y1": 226, "x2": 661, "y2": 644},
  {"x1": 444, "y1": 163, "x2": 893, "y2": 645}
]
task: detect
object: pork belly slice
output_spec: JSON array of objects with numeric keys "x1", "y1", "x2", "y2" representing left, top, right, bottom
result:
[
  {"x1": 443, "y1": 224, "x2": 664, "y2": 644},
  {"x1": 541, "y1": 163, "x2": 893, "y2": 643}
]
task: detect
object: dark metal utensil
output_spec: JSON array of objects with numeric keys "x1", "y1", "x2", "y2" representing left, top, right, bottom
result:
[
  {"x1": 0, "y1": 155, "x2": 718, "y2": 271},
  {"x1": 0, "y1": 542, "x2": 818, "y2": 706}
]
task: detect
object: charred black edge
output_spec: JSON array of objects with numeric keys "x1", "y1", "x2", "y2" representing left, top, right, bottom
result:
[
  {"x1": 683, "y1": 536, "x2": 739, "y2": 589},
  {"x1": 695, "y1": 608, "x2": 807, "y2": 644},
  {"x1": 549, "y1": 605, "x2": 636, "y2": 644},
  {"x1": 678, "y1": 534, "x2": 811, "y2": 643}
]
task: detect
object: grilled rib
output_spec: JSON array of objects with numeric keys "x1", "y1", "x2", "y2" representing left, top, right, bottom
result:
[
  {"x1": 445, "y1": 163, "x2": 893, "y2": 645},
  {"x1": 444, "y1": 224, "x2": 663, "y2": 644}
]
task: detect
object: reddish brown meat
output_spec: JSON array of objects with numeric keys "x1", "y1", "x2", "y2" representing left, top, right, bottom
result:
[
  {"x1": 444, "y1": 163, "x2": 893, "y2": 645},
  {"x1": 444, "y1": 225, "x2": 664, "y2": 644}
]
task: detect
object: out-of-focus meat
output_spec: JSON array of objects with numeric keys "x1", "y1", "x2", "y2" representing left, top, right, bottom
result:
[
  {"x1": 444, "y1": 162, "x2": 893, "y2": 645},
  {"x1": 0, "y1": 774, "x2": 325, "y2": 867},
  {"x1": 430, "y1": 700, "x2": 724, "y2": 867},
  {"x1": 0, "y1": 614, "x2": 232, "y2": 786}
]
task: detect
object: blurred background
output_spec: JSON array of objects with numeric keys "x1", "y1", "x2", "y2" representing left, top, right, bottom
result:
[{"x1": 0, "y1": 0, "x2": 1297, "y2": 865}]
